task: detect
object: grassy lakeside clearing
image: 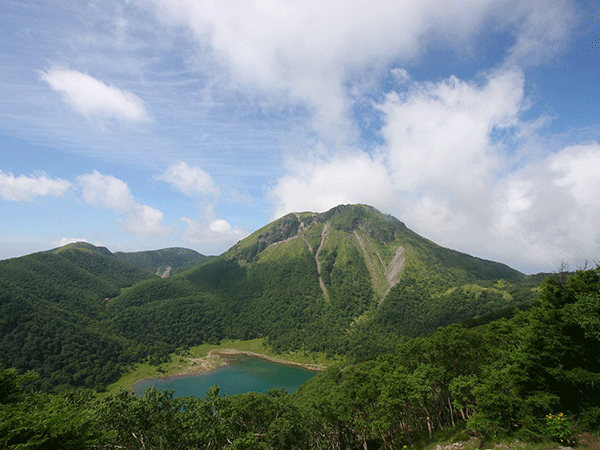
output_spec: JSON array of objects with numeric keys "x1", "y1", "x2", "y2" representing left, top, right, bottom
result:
[{"x1": 101, "y1": 338, "x2": 340, "y2": 397}]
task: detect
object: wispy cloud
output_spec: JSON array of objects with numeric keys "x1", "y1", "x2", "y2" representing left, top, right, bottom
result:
[
  {"x1": 40, "y1": 68, "x2": 150, "y2": 122},
  {"x1": 0, "y1": 171, "x2": 72, "y2": 202},
  {"x1": 141, "y1": 0, "x2": 574, "y2": 141}
]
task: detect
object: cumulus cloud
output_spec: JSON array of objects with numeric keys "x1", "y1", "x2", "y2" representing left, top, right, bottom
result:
[
  {"x1": 0, "y1": 171, "x2": 72, "y2": 202},
  {"x1": 181, "y1": 216, "x2": 247, "y2": 255},
  {"x1": 77, "y1": 170, "x2": 134, "y2": 213},
  {"x1": 40, "y1": 68, "x2": 150, "y2": 122},
  {"x1": 270, "y1": 152, "x2": 396, "y2": 219},
  {"x1": 272, "y1": 68, "x2": 526, "y2": 216},
  {"x1": 378, "y1": 69, "x2": 524, "y2": 192},
  {"x1": 157, "y1": 161, "x2": 219, "y2": 196},
  {"x1": 269, "y1": 67, "x2": 600, "y2": 273},
  {"x1": 140, "y1": 0, "x2": 573, "y2": 139},
  {"x1": 77, "y1": 170, "x2": 173, "y2": 236},
  {"x1": 483, "y1": 144, "x2": 600, "y2": 270},
  {"x1": 122, "y1": 204, "x2": 173, "y2": 237}
]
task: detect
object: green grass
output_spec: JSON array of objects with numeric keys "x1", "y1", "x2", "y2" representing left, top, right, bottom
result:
[
  {"x1": 257, "y1": 235, "x2": 309, "y2": 262},
  {"x1": 101, "y1": 338, "x2": 340, "y2": 397}
]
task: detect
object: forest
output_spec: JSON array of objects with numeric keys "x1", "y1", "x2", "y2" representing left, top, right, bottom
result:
[
  {"x1": 0, "y1": 206, "x2": 546, "y2": 390},
  {"x1": 2, "y1": 266, "x2": 599, "y2": 449}
]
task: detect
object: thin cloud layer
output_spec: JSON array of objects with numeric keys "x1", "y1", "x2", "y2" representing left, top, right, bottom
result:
[
  {"x1": 77, "y1": 170, "x2": 173, "y2": 236},
  {"x1": 40, "y1": 69, "x2": 150, "y2": 122},
  {"x1": 0, "y1": 171, "x2": 72, "y2": 202}
]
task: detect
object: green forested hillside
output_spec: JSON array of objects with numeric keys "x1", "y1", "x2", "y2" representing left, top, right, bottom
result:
[
  {"x1": 2, "y1": 267, "x2": 598, "y2": 449},
  {"x1": 109, "y1": 204, "x2": 538, "y2": 360},
  {"x1": 114, "y1": 247, "x2": 212, "y2": 277},
  {"x1": 1, "y1": 204, "x2": 542, "y2": 392},
  {"x1": 0, "y1": 249, "x2": 154, "y2": 391}
]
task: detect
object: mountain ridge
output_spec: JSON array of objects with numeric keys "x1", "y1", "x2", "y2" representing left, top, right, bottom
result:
[
  {"x1": 225, "y1": 204, "x2": 524, "y2": 300},
  {"x1": 1, "y1": 203, "x2": 544, "y2": 391}
]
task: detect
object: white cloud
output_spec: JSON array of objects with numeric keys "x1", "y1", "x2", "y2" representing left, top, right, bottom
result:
[
  {"x1": 390, "y1": 68, "x2": 411, "y2": 85},
  {"x1": 40, "y1": 68, "x2": 150, "y2": 122},
  {"x1": 51, "y1": 237, "x2": 91, "y2": 247},
  {"x1": 50, "y1": 237, "x2": 105, "y2": 248},
  {"x1": 270, "y1": 151, "x2": 396, "y2": 219},
  {"x1": 0, "y1": 171, "x2": 72, "y2": 202},
  {"x1": 77, "y1": 170, "x2": 173, "y2": 236},
  {"x1": 157, "y1": 161, "x2": 219, "y2": 196},
  {"x1": 272, "y1": 68, "x2": 527, "y2": 219},
  {"x1": 141, "y1": 0, "x2": 573, "y2": 139},
  {"x1": 550, "y1": 144, "x2": 600, "y2": 207},
  {"x1": 209, "y1": 219, "x2": 233, "y2": 234},
  {"x1": 505, "y1": 1, "x2": 577, "y2": 66},
  {"x1": 488, "y1": 143, "x2": 600, "y2": 268},
  {"x1": 181, "y1": 216, "x2": 247, "y2": 254},
  {"x1": 378, "y1": 69, "x2": 524, "y2": 193},
  {"x1": 269, "y1": 67, "x2": 600, "y2": 273},
  {"x1": 122, "y1": 204, "x2": 173, "y2": 237},
  {"x1": 77, "y1": 170, "x2": 135, "y2": 213}
]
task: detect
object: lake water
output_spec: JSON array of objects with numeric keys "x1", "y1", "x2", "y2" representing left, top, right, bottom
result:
[{"x1": 132, "y1": 354, "x2": 318, "y2": 398}]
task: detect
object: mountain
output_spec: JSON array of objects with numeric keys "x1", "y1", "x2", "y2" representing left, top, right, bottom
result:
[
  {"x1": 107, "y1": 204, "x2": 540, "y2": 360},
  {"x1": 0, "y1": 245, "x2": 156, "y2": 391},
  {"x1": 0, "y1": 204, "x2": 542, "y2": 391},
  {"x1": 114, "y1": 247, "x2": 212, "y2": 277},
  {"x1": 47, "y1": 241, "x2": 211, "y2": 277}
]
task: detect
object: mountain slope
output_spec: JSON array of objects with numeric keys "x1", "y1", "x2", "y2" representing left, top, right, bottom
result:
[
  {"x1": 1, "y1": 204, "x2": 542, "y2": 391},
  {"x1": 0, "y1": 246, "x2": 155, "y2": 391},
  {"x1": 107, "y1": 204, "x2": 538, "y2": 359},
  {"x1": 114, "y1": 247, "x2": 212, "y2": 277}
]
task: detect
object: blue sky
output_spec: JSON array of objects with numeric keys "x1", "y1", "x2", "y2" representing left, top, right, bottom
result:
[{"x1": 1, "y1": 0, "x2": 599, "y2": 274}]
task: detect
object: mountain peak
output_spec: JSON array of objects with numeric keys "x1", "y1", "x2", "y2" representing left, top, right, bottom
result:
[
  {"x1": 51, "y1": 241, "x2": 113, "y2": 256},
  {"x1": 227, "y1": 204, "x2": 406, "y2": 264}
]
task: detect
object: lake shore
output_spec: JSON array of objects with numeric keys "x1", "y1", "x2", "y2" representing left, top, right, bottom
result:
[
  {"x1": 167, "y1": 348, "x2": 324, "y2": 377},
  {"x1": 130, "y1": 348, "x2": 325, "y2": 391},
  {"x1": 102, "y1": 339, "x2": 336, "y2": 396}
]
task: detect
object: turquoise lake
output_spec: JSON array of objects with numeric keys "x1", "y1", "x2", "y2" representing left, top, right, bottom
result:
[{"x1": 132, "y1": 354, "x2": 318, "y2": 398}]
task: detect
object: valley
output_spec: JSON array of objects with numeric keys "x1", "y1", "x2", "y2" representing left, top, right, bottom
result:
[
  {"x1": 1, "y1": 204, "x2": 598, "y2": 449},
  {"x1": 0, "y1": 204, "x2": 541, "y2": 392}
]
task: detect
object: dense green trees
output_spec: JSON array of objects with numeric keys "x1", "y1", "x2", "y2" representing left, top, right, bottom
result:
[
  {"x1": 0, "y1": 250, "x2": 152, "y2": 392},
  {"x1": 114, "y1": 247, "x2": 210, "y2": 275},
  {"x1": 0, "y1": 367, "x2": 103, "y2": 449},
  {"x1": 2, "y1": 205, "x2": 545, "y2": 393},
  {"x1": 1, "y1": 266, "x2": 599, "y2": 448}
]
